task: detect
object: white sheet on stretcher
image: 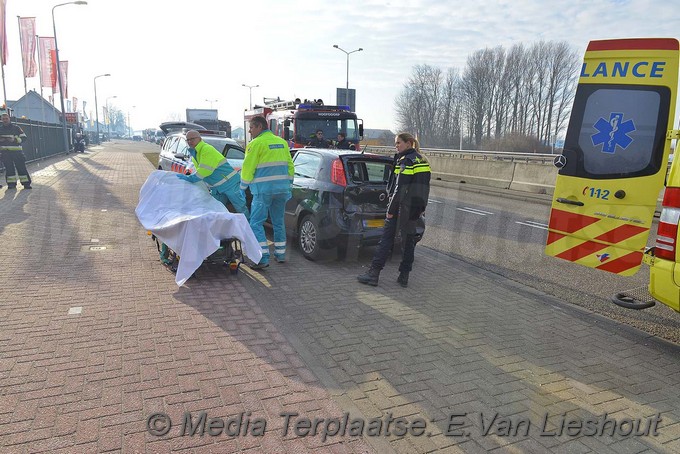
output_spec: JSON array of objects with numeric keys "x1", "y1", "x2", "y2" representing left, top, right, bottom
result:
[{"x1": 135, "y1": 170, "x2": 262, "y2": 286}]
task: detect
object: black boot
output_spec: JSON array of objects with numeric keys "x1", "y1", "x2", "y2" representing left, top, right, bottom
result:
[
  {"x1": 397, "y1": 272, "x2": 409, "y2": 288},
  {"x1": 357, "y1": 267, "x2": 380, "y2": 286}
]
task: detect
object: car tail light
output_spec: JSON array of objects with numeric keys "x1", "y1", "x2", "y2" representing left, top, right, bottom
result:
[
  {"x1": 331, "y1": 159, "x2": 347, "y2": 187},
  {"x1": 655, "y1": 187, "x2": 680, "y2": 261}
]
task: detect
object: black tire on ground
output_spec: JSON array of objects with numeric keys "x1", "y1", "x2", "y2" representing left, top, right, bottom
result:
[
  {"x1": 298, "y1": 214, "x2": 322, "y2": 261},
  {"x1": 611, "y1": 293, "x2": 656, "y2": 310}
]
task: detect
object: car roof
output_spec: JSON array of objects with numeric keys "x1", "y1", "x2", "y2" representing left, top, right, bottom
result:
[
  {"x1": 296, "y1": 147, "x2": 391, "y2": 159},
  {"x1": 202, "y1": 135, "x2": 240, "y2": 147},
  {"x1": 163, "y1": 127, "x2": 239, "y2": 147}
]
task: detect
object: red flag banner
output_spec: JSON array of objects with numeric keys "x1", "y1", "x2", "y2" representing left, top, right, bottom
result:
[
  {"x1": 38, "y1": 37, "x2": 56, "y2": 88},
  {"x1": 59, "y1": 60, "x2": 68, "y2": 98},
  {"x1": 19, "y1": 17, "x2": 37, "y2": 77},
  {"x1": 50, "y1": 49, "x2": 57, "y2": 92},
  {"x1": 0, "y1": 0, "x2": 8, "y2": 65}
]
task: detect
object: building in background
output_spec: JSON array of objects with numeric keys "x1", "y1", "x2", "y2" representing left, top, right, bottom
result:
[{"x1": 7, "y1": 90, "x2": 62, "y2": 124}]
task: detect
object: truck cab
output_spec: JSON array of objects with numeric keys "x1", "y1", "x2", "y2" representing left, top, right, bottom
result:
[{"x1": 244, "y1": 98, "x2": 363, "y2": 150}]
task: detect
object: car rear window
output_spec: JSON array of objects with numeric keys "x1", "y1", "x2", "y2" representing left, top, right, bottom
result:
[{"x1": 347, "y1": 160, "x2": 392, "y2": 184}]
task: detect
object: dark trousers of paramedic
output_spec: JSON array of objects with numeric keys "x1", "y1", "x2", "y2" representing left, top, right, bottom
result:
[
  {"x1": 1, "y1": 150, "x2": 31, "y2": 188},
  {"x1": 370, "y1": 216, "x2": 418, "y2": 273}
]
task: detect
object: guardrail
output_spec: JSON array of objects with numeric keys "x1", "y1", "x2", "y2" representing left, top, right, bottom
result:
[
  {"x1": 360, "y1": 145, "x2": 558, "y2": 164},
  {"x1": 360, "y1": 145, "x2": 559, "y2": 195}
]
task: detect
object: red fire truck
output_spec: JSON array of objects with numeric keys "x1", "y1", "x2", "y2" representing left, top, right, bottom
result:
[{"x1": 243, "y1": 98, "x2": 364, "y2": 150}]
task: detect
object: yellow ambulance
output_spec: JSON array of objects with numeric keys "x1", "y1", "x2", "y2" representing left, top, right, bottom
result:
[{"x1": 545, "y1": 38, "x2": 680, "y2": 312}]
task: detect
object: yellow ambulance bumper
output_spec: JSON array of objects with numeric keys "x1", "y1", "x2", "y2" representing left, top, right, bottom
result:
[{"x1": 645, "y1": 252, "x2": 680, "y2": 312}]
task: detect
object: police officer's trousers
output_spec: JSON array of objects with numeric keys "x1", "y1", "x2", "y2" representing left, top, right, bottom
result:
[
  {"x1": 370, "y1": 217, "x2": 418, "y2": 273},
  {"x1": 1, "y1": 150, "x2": 31, "y2": 188}
]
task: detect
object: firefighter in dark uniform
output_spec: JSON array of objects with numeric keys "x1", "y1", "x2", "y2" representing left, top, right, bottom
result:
[
  {"x1": 0, "y1": 112, "x2": 31, "y2": 189},
  {"x1": 357, "y1": 132, "x2": 431, "y2": 288}
]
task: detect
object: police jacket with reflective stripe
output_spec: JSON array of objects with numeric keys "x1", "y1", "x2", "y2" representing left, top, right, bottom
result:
[
  {"x1": 241, "y1": 130, "x2": 294, "y2": 195},
  {"x1": 189, "y1": 140, "x2": 239, "y2": 187},
  {"x1": 386, "y1": 148, "x2": 431, "y2": 226},
  {"x1": 0, "y1": 123, "x2": 27, "y2": 152}
]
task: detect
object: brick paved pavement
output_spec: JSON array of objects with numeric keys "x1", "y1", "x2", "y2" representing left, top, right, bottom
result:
[{"x1": 2, "y1": 142, "x2": 680, "y2": 453}]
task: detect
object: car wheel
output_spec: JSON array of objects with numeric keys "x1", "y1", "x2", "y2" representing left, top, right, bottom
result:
[{"x1": 298, "y1": 214, "x2": 321, "y2": 261}]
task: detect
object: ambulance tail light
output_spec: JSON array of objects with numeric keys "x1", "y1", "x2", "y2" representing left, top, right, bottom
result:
[
  {"x1": 330, "y1": 159, "x2": 347, "y2": 187},
  {"x1": 655, "y1": 187, "x2": 680, "y2": 261}
]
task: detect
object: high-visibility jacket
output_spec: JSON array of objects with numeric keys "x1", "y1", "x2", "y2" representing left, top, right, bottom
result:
[
  {"x1": 188, "y1": 140, "x2": 240, "y2": 190},
  {"x1": 0, "y1": 123, "x2": 27, "y2": 152},
  {"x1": 240, "y1": 130, "x2": 294, "y2": 195},
  {"x1": 386, "y1": 148, "x2": 431, "y2": 233}
]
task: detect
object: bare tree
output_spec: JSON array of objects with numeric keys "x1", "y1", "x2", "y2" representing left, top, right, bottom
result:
[{"x1": 395, "y1": 40, "x2": 579, "y2": 152}]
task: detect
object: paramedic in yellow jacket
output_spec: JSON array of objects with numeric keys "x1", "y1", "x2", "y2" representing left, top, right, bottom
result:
[
  {"x1": 240, "y1": 116, "x2": 294, "y2": 269},
  {"x1": 176, "y1": 130, "x2": 250, "y2": 218},
  {"x1": 0, "y1": 112, "x2": 31, "y2": 189}
]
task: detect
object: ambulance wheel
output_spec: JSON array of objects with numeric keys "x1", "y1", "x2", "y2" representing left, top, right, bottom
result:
[{"x1": 611, "y1": 293, "x2": 656, "y2": 310}]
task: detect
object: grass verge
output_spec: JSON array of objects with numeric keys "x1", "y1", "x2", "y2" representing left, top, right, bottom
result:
[{"x1": 144, "y1": 153, "x2": 159, "y2": 168}]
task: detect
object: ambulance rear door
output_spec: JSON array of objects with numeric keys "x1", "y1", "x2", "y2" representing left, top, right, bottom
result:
[{"x1": 545, "y1": 38, "x2": 679, "y2": 276}]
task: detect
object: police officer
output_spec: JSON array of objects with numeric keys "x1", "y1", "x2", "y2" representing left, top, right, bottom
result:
[
  {"x1": 0, "y1": 112, "x2": 31, "y2": 189},
  {"x1": 241, "y1": 116, "x2": 295, "y2": 269},
  {"x1": 176, "y1": 130, "x2": 250, "y2": 219},
  {"x1": 357, "y1": 132, "x2": 431, "y2": 288}
]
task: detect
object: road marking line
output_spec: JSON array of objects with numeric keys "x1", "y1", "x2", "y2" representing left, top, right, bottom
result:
[
  {"x1": 457, "y1": 207, "x2": 493, "y2": 216},
  {"x1": 463, "y1": 206, "x2": 493, "y2": 215},
  {"x1": 428, "y1": 199, "x2": 443, "y2": 204},
  {"x1": 515, "y1": 221, "x2": 548, "y2": 230}
]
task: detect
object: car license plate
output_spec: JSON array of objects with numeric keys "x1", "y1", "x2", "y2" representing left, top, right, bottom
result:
[{"x1": 365, "y1": 219, "x2": 385, "y2": 228}]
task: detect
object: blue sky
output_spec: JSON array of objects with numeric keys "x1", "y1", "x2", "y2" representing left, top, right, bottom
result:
[{"x1": 3, "y1": 0, "x2": 680, "y2": 132}]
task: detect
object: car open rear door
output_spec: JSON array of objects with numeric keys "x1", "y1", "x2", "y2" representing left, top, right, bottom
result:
[
  {"x1": 341, "y1": 154, "x2": 393, "y2": 223},
  {"x1": 545, "y1": 38, "x2": 679, "y2": 276}
]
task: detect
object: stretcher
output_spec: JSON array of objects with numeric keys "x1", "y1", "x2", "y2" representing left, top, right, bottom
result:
[
  {"x1": 150, "y1": 234, "x2": 243, "y2": 275},
  {"x1": 136, "y1": 170, "x2": 262, "y2": 286}
]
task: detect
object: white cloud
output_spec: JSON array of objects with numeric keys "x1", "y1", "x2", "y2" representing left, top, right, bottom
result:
[{"x1": 3, "y1": 0, "x2": 680, "y2": 132}]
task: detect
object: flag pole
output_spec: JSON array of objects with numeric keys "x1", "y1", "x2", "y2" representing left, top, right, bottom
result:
[
  {"x1": 0, "y1": 0, "x2": 7, "y2": 106},
  {"x1": 0, "y1": 63, "x2": 6, "y2": 107},
  {"x1": 36, "y1": 35, "x2": 43, "y2": 100}
]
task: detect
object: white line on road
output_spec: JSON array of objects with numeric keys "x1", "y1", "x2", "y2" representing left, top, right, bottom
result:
[
  {"x1": 515, "y1": 220, "x2": 549, "y2": 230},
  {"x1": 457, "y1": 207, "x2": 493, "y2": 216},
  {"x1": 428, "y1": 199, "x2": 443, "y2": 204}
]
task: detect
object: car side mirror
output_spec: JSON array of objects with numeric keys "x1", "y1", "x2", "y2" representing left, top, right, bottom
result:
[{"x1": 174, "y1": 153, "x2": 186, "y2": 160}]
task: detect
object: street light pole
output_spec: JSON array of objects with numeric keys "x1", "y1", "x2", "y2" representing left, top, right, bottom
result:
[
  {"x1": 332, "y1": 45, "x2": 363, "y2": 107},
  {"x1": 52, "y1": 1, "x2": 88, "y2": 153},
  {"x1": 205, "y1": 99, "x2": 218, "y2": 109},
  {"x1": 93, "y1": 73, "x2": 110, "y2": 144},
  {"x1": 242, "y1": 84, "x2": 259, "y2": 110},
  {"x1": 105, "y1": 95, "x2": 117, "y2": 140}
]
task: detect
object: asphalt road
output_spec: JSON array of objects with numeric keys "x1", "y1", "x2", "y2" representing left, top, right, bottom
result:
[{"x1": 419, "y1": 182, "x2": 680, "y2": 345}]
